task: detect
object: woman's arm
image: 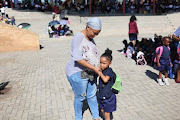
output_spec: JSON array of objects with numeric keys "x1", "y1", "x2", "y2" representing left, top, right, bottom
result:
[
  {"x1": 172, "y1": 34, "x2": 180, "y2": 41},
  {"x1": 77, "y1": 59, "x2": 100, "y2": 74}
]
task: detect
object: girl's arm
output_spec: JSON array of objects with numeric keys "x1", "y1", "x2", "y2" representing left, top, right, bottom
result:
[
  {"x1": 156, "y1": 53, "x2": 161, "y2": 67},
  {"x1": 135, "y1": 22, "x2": 139, "y2": 34},
  {"x1": 98, "y1": 71, "x2": 110, "y2": 83}
]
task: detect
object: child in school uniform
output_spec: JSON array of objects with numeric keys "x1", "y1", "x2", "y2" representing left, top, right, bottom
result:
[
  {"x1": 98, "y1": 48, "x2": 116, "y2": 120},
  {"x1": 156, "y1": 37, "x2": 172, "y2": 86}
]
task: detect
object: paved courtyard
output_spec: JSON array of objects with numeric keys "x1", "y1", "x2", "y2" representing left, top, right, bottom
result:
[{"x1": 0, "y1": 9, "x2": 180, "y2": 120}]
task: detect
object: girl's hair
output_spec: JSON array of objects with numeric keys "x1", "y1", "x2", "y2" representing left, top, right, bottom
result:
[
  {"x1": 130, "y1": 15, "x2": 137, "y2": 22},
  {"x1": 101, "y1": 48, "x2": 113, "y2": 62}
]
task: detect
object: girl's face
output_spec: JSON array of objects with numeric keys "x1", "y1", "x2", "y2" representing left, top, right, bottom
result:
[
  {"x1": 163, "y1": 38, "x2": 170, "y2": 46},
  {"x1": 100, "y1": 56, "x2": 111, "y2": 70},
  {"x1": 86, "y1": 26, "x2": 101, "y2": 39}
]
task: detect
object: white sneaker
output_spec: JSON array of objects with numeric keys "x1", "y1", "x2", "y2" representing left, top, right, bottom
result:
[
  {"x1": 157, "y1": 79, "x2": 164, "y2": 86},
  {"x1": 164, "y1": 79, "x2": 170, "y2": 85}
]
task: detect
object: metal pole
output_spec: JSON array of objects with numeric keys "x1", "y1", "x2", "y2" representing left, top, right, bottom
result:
[
  {"x1": 89, "y1": 0, "x2": 91, "y2": 16},
  {"x1": 123, "y1": 0, "x2": 125, "y2": 16},
  {"x1": 153, "y1": 0, "x2": 155, "y2": 15},
  {"x1": 11, "y1": 0, "x2": 13, "y2": 8}
]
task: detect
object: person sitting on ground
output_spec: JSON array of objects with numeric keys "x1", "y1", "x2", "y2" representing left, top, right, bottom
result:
[
  {"x1": 122, "y1": 39, "x2": 128, "y2": 55},
  {"x1": 156, "y1": 37, "x2": 172, "y2": 86},
  {"x1": 47, "y1": 25, "x2": 54, "y2": 38},
  {"x1": 126, "y1": 42, "x2": 134, "y2": 58},
  {"x1": 63, "y1": 25, "x2": 73, "y2": 36},
  {"x1": 57, "y1": 25, "x2": 62, "y2": 36},
  {"x1": 51, "y1": 25, "x2": 57, "y2": 34},
  {"x1": 3, "y1": 14, "x2": 11, "y2": 24},
  {"x1": 136, "y1": 48, "x2": 147, "y2": 65}
]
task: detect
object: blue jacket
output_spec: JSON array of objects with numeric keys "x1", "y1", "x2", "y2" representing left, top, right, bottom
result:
[{"x1": 99, "y1": 67, "x2": 115, "y2": 99}]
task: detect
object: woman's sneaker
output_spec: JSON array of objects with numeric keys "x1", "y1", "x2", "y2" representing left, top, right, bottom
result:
[
  {"x1": 157, "y1": 79, "x2": 164, "y2": 86},
  {"x1": 164, "y1": 79, "x2": 170, "y2": 85}
]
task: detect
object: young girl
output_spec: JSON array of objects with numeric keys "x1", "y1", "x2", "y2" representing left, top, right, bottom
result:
[
  {"x1": 156, "y1": 37, "x2": 172, "y2": 85},
  {"x1": 11, "y1": 16, "x2": 16, "y2": 25},
  {"x1": 98, "y1": 48, "x2": 116, "y2": 120}
]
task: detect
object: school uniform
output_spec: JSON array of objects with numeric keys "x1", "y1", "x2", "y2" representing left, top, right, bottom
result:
[
  {"x1": 158, "y1": 46, "x2": 171, "y2": 72},
  {"x1": 129, "y1": 21, "x2": 138, "y2": 41},
  {"x1": 98, "y1": 67, "x2": 116, "y2": 113}
]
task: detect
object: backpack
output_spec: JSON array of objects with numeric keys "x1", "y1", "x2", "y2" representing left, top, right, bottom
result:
[
  {"x1": 109, "y1": 72, "x2": 122, "y2": 94},
  {"x1": 154, "y1": 46, "x2": 170, "y2": 63},
  {"x1": 136, "y1": 54, "x2": 147, "y2": 65}
]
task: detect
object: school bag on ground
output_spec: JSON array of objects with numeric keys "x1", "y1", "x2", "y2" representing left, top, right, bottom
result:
[
  {"x1": 136, "y1": 54, "x2": 147, "y2": 65},
  {"x1": 110, "y1": 72, "x2": 122, "y2": 94},
  {"x1": 154, "y1": 46, "x2": 170, "y2": 63}
]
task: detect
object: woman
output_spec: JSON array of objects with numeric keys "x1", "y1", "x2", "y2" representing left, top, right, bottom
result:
[
  {"x1": 172, "y1": 26, "x2": 180, "y2": 83},
  {"x1": 129, "y1": 15, "x2": 139, "y2": 46},
  {"x1": 65, "y1": 17, "x2": 101, "y2": 120}
]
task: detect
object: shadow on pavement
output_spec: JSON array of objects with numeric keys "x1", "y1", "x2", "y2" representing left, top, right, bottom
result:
[{"x1": 145, "y1": 70, "x2": 158, "y2": 83}]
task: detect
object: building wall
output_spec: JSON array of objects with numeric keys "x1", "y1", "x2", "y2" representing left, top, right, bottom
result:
[{"x1": 0, "y1": 22, "x2": 40, "y2": 52}]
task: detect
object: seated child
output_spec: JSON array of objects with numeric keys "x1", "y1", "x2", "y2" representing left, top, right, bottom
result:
[
  {"x1": 126, "y1": 42, "x2": 134, "y2": 58},
  {"x1": 122, "y1": 39, "x2": 128, "y2": 54},
  {"x1": 98, "y1": 48, "x2": 116, "y2": 120},
  {"x1": 136, "y1": 48, "x2": 147, "y2": 65}
]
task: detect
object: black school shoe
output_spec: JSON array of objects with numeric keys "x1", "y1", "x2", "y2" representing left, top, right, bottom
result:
[{"x1": 0, "y1": 81, "x2": 10, "y2": 91}]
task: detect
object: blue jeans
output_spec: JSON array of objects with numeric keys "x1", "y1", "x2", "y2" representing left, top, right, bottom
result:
[{"x1": 67, "y1": 72, "x2": 99, "y2": 120}]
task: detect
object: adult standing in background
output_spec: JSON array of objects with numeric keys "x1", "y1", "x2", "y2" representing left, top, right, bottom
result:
[
  {"x1": 1, "y1": 6, "x2": 5, "y2": 17},
  {"x1": 65, "y1": 17, "x2": 101, "y2": 120},
  {"x1": 129, "y1": 15, "x2": 139, "y2": 46},
  {"x1": 172, "y1": 26, "x2": 180, "y2": 83}
]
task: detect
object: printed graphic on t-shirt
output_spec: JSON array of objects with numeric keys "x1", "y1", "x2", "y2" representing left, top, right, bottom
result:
[{"x1": 80, "y1": 38, "x2": 99, "y2": 67}]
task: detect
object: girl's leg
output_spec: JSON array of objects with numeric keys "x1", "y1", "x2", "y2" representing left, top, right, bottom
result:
[
  {"x1": 164, "y1": 71, "x2": 170, "y2": 85},
  {"x1": 104, "y1": 112, "x2": 110, "y2": 120},
  {"x1": 176, "y1": 64, "x2": 180, "y2": 83},
  {"x1": 67, "y1": 72, "x2": 89, "y2": 120},
  {"x1": 164, "y1": 71, "x2": 168, "y2": 78},
  {"x1": 101, "y1": 109, "x2": 105, "y2": 119},
  {"x1": 86, "y1": 80, "x2": 99, "y2": 120},
  {"x1": 158, "y1": 71, "x2": 163, "y2": 86},
  {"x1": 159, "y1": 71, "x2": 162, "y2": 79},
  {"x1": 133, "y1": 40, "x2": 136, "y2": 46}
]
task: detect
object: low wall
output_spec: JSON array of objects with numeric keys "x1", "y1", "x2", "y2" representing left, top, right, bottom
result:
[{"x1": 0, "y1": 22, "x2": 39, "y2": 52}]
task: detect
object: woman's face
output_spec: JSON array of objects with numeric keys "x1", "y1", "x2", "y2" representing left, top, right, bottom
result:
[{"x1": 86, "y1": 26, "x2": 101, "y2": 39}]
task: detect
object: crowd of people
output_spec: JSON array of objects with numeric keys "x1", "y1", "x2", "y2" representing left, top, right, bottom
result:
[
  {"x1": 0, "y1": 5, "x2": 16, "y2": 25},
  {"x1": 1, "y1": 0, "x2": 180, "y2": 15},
  {"x1": 46, "y1": 13, "x2": 73, "y2": 38},
  {"x1": 47, "y1": 24, "x2": 73, "y2": 38},
  {"x1": 122, "y1": 15, "x2": 180, "y2": 85}
]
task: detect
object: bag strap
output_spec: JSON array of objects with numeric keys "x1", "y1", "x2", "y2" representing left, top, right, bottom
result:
[{"x1": 102, "y1": 69, "x2": 115, "y2": 88}]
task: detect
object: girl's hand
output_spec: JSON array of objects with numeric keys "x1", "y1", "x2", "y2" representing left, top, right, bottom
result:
[
  {"x1": 93, "y1": 66, "x2": 101, "y2": 74},
  {"x1": 157, "y1": 63, "x2": 161, "y2": 68}
]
